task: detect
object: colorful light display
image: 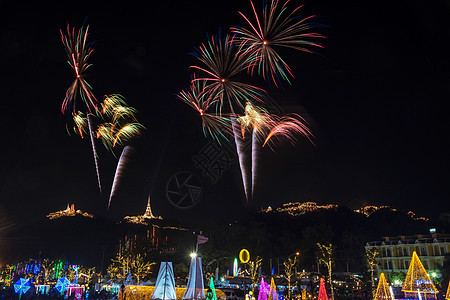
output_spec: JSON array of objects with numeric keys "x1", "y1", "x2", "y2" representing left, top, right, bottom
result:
[
  {"x1": 318, "y1": 278, "x2": 328, "y2": 300},
  {"x1": 14, "y1": 278, "x2": 31, "y2": 299},
  {"x1": 239, "y1": 249, "x2": 250, "y2": 264},
  {"x1": 402, "y1": 251, "x2": 438, "y2": 299},
  {"x1": 55, "y1": 277, "x2": 71, "y2": 296},
  {"x1": 374, "y1": 273, "x2": 393, "y2": 300}
]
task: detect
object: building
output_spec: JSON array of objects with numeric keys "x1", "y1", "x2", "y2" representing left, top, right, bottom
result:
[{"x1": 365, "y1": 230, "x2": 450, "y2": 279}]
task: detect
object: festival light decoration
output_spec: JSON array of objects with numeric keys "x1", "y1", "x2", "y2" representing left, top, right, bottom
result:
[
  {"x1": 269, "y1": 277, "x2": 277, "y2": 300},
  {"x1": 233, "y1": 258, "x2": 238, "y2": 277},
  {"x1": 239, "y1": 249, "x2": 250, "y2": 264},
  {"x1": 151, "y1": 262, "x2": 176, "y2": 300},
  {"x1": 208, "y1": 277, "x2": 217, "y2": 300},
  {"x1": 445, "y1": 280, "x2": 449, "y2": 300},
  {"x1": 182, "y1": 256, "x2": 205, "y2": 300},
  {"x1": 318, "y1": 278, "x2": 328, "y2": 300},
  {"x1": 402, "y1": 251, "x2": 438, "y2": 299},
  {"x1": 14, "y1": 278, "x2": 31, "y2": 299},
  {"x1": 56, "y1": 277, "x2": 71, "y2": 296},
  {"x1": 120, "y1": 286, "x2": 226, "y2": 300},
  {"x1": 374, "y1": 273, "x2": 394, "y2": 300},
  {"x1": 258, "y1": 277, "x2": 269, "y2": 300}
]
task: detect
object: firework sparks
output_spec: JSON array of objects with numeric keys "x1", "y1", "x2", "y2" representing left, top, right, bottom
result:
[
  {"x1": 190, "y1": 33, "x2": 266, "y2": 115},
  {"x1": 231, "y1": 0, "x2": 325, "y2": 86},
  {"x1": 263, "y1": 114, "x2": 314, "y2": 149},
  {"x1": 96, "y1": 94, "x2": 145, "y2": 153},
  {"x1": 60, "y1": 24, "x2": 98, "y2": 114},
  {"x1": 177, "y1": 78, "x2": 233, "y2": 143}
]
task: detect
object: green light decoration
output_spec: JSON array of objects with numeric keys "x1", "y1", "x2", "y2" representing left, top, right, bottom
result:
[{"x1": 206, "y1": 277, "x2": 217, "y2": 300}]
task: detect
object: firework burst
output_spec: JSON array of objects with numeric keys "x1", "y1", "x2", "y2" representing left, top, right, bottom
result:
[
  {"x1": 190, "y1": 33, "x2": 266, "y2": 115},
  {"x1": 60, "y1": 24, "x2": 98, "y2": 114},
  {"x1": 231, "y1": 0, "x2": 325, "y2": 86}
]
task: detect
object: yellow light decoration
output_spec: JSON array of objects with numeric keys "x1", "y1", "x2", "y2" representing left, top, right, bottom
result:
[
  {"x1": 402, "y1": 251, "x2": 438, "y2": 299},
  {"x1": 239, "y1": 249, "x2": 250, "y2": 264},
  {"x1": 374, "y1": 273, "x2": 393, "y2": 300},
  {"x1": 445, "y1": 280, "x2": 449, "y2": 300},
  {"x1": 119, "y1": 285, "x2": 226, "y2": 300}
]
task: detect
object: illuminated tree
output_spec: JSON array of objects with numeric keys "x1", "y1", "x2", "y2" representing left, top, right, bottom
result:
[
  {"x1": 402, "y1": 251, "x2": 438, "y2": 299},
  {"x1": 365, "y1": 248, "x2": 380, "y2": 297},
  {"x1": 131, "y1": 254, "x2": 155, "y2": 284},
  {"x1": 374, "y1": 273, "x2": 393, "y2": 300},
  {"x1": 78, "y1": 267, "x2": 95, "y2": 285},
  {"x1": 317, "y1": 243, "x2": 334, "y2": 300},
  {"x1": 108, "y1": 253, "x2": 128, "y2": 281},
  {"x1": 249, "y1": 256, "x2": 262, "y2": 293},
  {"x1": 284, "y1": 254, "x2": 298, "y2": 300}
]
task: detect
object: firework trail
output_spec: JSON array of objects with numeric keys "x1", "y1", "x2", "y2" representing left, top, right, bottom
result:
[
  {"x1": 232, "y1": 119, "x2": 252, "y2": 202},
  {"x1": 60, "y1": 23, "x2": 102, "y2": 194},
  {"x1": 190, "y1": 33, "x2": 267, "y2": 115},
  {"x1": 87, "y1": 114, "x2": 102, "y2": 194},
  {"x1": 108, "y1": 146, "x2": 134, "y2": 210},
  {"x1": 231, "y1": 0, "x2": 325, "y2": 87},
  {"x1": 95, "y1": 95, "x2": 145, "y2": 210},
  {"x1": 235, "y1": 102, "x2": 272, "y2": 203}
]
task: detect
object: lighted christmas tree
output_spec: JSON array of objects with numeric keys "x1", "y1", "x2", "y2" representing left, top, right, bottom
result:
[
  {"x1": 374, "y1": 273, "x2": 393, "y2": 300},
  {"x1": 402, "y1": 251, "x2": 438, "y2": 299},
  {"x1": 318, "y1": 278, "x2": 328, "y2": 300},
  {"x1": 269, "y1": 278, "x2": 278, "y2": 300}
]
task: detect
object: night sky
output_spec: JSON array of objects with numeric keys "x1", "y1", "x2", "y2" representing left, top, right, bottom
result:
[{"x1": 1, "y1": 0, "x2": 450, "y2": 229}]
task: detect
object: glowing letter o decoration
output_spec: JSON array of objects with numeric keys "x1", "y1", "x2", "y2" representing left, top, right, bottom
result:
[{"x1": 239, "y1": 249, "x2": 250, "y2": 263}]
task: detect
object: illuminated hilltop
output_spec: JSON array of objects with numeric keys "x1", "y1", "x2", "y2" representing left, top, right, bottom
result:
[
  {"x1": 122, "y1": 197, "x2": 163, "y2": 225},
  {"x1": 46, "y1": 203, "x2": 93, "y2": 220},
  {"x1": 260, "y1": 202, "x2": 429, "y2": 221}
]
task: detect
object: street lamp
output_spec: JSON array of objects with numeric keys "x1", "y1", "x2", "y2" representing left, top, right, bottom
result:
[{"x1": 190, "y1": 252, "x2": 197, "y2": 258}]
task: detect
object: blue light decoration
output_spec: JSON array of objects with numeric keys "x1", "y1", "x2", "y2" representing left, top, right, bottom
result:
[
  {"x1": 125, "y1": 273, "x2": 133, "y2": 286},
  {"x1": 151, "y1": 262, "x2": 177, "y2": 300},
  {"x1": 14, "y1": 278, "x2": 31, "y2": 299},
  {"x1": 182, "y1": 256, "x2": 205, "y2": 300},
  {"x1": 55, "y1": 277, "x2": 71, "y2": 296}
]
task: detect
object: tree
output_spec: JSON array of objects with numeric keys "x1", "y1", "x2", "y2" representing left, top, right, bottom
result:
[
  {"x1": 108, "y1": 253, "x2": 128, "y2": 281},
  {"x1": 249, "y1": 257, "x2": 262, "y2": 293},
  {"x1": 317, "y1": 243, "x2": 334, "y2": 300},
  {"x1": 131, "y1": 254, "x2": 155, "y2": 284},
  {"x1": 284, "y1": 255, "x2": 298, "y2": 300},
  {"x1": 365, "y1": 248, "x2": 380, "y2": 298}
]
